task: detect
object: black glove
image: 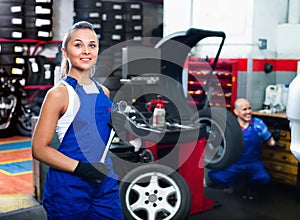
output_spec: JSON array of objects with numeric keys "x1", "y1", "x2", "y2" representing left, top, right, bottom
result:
[
  {"x1": 74, "y1": 162, "x2": 109, "y2": 184},
  {"x1": 271, "y1": 129, "x2": 280, "y2": 142}
]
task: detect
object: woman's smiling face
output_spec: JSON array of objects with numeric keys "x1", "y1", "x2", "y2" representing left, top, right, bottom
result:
[{"x1": 63, "y1": 28, "x2": 99, "y2": 72}]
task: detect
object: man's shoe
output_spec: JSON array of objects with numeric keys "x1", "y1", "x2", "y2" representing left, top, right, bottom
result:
[
  {"x1": 242, "y1": 191, "x2": 257, "y2": 200},
  {"x1": 247, "y1": 191, "x2": 257, "y2": 200}
]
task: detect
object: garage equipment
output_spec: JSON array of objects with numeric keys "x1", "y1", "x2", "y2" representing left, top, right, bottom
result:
[
  {"x1": 263, "y1": 84, "x2": 285, "y2": 113},
  {"x1": 30, "y1": 27, "x2": 243, "y2": 219},
  {"x1": 112, "y1": 102, "x2": 214, "y2": 219},
  {"x1": 286, "y1": 74, "x2": 300, "y2": 162},
  {"x1": 148, "y1": 95, "x2": 168, "y2": 127},
  {"x1": 111, "y1": 28, "x2": 244, "y2": 219}
]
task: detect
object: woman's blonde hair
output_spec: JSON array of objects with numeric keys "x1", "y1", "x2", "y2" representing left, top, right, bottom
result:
[{"x1": 60, "y1": 21, "x2": 98, "y2": 78}]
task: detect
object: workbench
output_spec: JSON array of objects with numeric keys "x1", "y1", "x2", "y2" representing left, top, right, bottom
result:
[{"x1": 252, "y1": 111, "x2": 300, "y2": 201}]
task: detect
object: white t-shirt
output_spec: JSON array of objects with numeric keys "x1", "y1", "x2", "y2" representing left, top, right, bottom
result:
[{"x1": 56, "y1": 80, "x2": 99, "y2": 142}]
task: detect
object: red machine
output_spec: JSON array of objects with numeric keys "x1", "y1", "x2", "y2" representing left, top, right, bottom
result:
[
  {"x1": 110, "y1": 28, "x2": 243, "y2": 220},
  {"x1": 144, "y1": 138, "x2": 216, "y2": 215}
]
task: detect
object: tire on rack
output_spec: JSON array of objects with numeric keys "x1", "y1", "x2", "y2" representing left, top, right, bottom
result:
[
  {"x1": 16, "y1": 104, "x2": 40, "y2": 136},
  {"x1": 197, "y1": 106, "x2": 244, "y2": 170},
  {"x1": 119, "y1": 164, "x2": 191, "y2": 220}
]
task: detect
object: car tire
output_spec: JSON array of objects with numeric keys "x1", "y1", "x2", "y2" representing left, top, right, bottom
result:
[
  {"x1": 16, "y1": 104, "x2": 40, "y2": 136},
  {"x1": 197, "y1": 107, "x2": 244, "y2": 170},
  {"x1": 119, "y1": 164, "x2": 191, "y2": 220}
]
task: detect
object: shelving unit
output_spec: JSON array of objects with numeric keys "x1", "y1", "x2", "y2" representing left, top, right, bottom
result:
[
  {"x1": 0, "y1": 38, "x2": 61, "y2": 90},
  {"x1": 0, "y1": 39, "x2": 61, "y2": 56},
  {"x1": 186, "y1": 57, "x2": 238, "y2": 112},
  {"x1": 0, "y1": 39, "x2": 61, "y2": 135}
]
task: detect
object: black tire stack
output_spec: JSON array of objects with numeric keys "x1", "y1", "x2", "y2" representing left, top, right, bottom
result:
[
  {"x1": 124, "y1": 2, "x2": 143, "y2": 42},
  {"x1": 73, "y1": 1, "x2": 144, "y2": 99},
  {"x1": 0, "y1": 43, "x2": 25, "y2": 78},
  {"x1": 23, "y1": 0, "x2": 53, "y2": 40},
  {"x1": 0, "y1": 0, "x2": 53, "y2": 41},
  {"x1": 0, "y1": 42, "x2": 26, "y2": 135},
  {"x1": 100, "y1": 1, "x2": 126, "y2": 51},
  {"x1": 0, "y1": 0, "x2": 25, "y2": 39},
  {"x1": 0, "y1": 0, "x2": 55, "y2": 136},
  {"x1": 25, "y1": 56, "x2": 55, "y2": 86},
  {"x1": 24, "y1": 55, "x2": 55, "y2": 110},
  {"x1": 0, "y1": 1, "x2": 26, "y2": 109},
  {"x1": 73, "y1": 0, "x2": 143, "y2": 51},
  {"x1": 73, "y1": 0, "x2": 104, "y2": 41}
]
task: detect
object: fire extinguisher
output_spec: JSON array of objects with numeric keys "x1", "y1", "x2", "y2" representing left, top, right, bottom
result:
[{"x1": 148, "y1": 95, "x2": 168, "y2": 128}]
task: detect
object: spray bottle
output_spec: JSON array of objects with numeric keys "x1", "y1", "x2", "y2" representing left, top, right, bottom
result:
[{"x1": 148, "y1": 95, "x2": 168, "y2": 128}]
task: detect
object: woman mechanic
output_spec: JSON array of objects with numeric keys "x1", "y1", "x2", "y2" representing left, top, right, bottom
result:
[{"x1": 32, "y1": 21, "x2": 124, "y2": 219}]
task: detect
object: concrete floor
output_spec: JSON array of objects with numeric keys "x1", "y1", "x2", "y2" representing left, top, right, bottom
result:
[
  {"x1": 191, "y1": 182, "x2": 299, "y2": 220},
  {"x1": 1, "y1": 182, "x2": 299, "y2": 220},
  {"x1": 1, "y1": 136, "x2": 299, "y2": 220}
]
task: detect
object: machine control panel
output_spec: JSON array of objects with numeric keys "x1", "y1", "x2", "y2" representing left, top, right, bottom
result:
[
  {"x1": 121, "y1": 75, "x2": 160, "y2": 85},
  {"x1": 131, "y1": 76, "x2": 159, "y2": 84}
]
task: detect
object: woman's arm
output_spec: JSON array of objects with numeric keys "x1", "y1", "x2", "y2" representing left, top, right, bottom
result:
[{"x1": 31, "y1": 84, "x2": 78, "y2": 172}]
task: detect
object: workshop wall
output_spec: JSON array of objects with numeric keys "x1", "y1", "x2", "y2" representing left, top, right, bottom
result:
[
  {"x1": 233, "y1": 58, "x2": 297, "y2": 110},
  {"x1": 164, "y1": 0, "x2": 300, "y2": 110},
  {"x1": 164, "y1": 0, "x2": 295, "y2": 59},
  {"x1": 47, "y1": 0, "x2": 299, "y2": 110}
]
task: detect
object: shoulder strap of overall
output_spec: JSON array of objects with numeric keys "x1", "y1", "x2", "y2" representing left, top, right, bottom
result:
[
  {"x1": 91, "y1": 77, "x2": 104, "y2": 94},
  {"x1": 62, "y1": 76, "x2": 78, "y2": 90}
]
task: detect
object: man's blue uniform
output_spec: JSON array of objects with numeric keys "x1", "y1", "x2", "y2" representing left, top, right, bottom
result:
[
  {"x1": 43, "y1": 77, "x2": 124, "y2": 220},
  {"x1": 209, "y1": 117, "x2": 271, "y2": 188}
]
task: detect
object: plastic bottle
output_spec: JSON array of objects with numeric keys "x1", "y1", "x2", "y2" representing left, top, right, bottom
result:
[
  {"x1": 153, "y1": 103, "x2": 165, "y2": 128},
  {"x1": 148, "y1": 95, "x2": 168, "y2": 128},
  {"x1": 281, "y1": 84, "x2": 289, "y2": 108}
]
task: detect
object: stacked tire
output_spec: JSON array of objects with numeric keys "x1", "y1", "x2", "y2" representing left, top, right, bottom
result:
[
  {"x1": 0, "y1": 45, "x2": 54, "y2": 86},
  {"x1": 0, "y1": 42, "x2": 25, "y2": 136},
  {"x1": 25, "y1": 56, "x2": 55, "y2": 86},
  {"x1": 124, "y1": 2, "x2": 143, "y2": 42},
  {"x1": 0, "y1": 43, "x2": 25, "y2": 78},
  {"x1": 0, "y1": 0, "x2": 53, "y2": 40},
  {"x1": 73, "y1": 0, "x2": 143, "y2": 50},
  {"x1": 73, "y1": 0, "x2": 104, "y2": 43},
  {"x1": 23, "y1": 0, "x2": 53, "y2": 40},
  {"x1": 0, "y1": 0, "x2": 25, "y2": 39},
  {"x1": 73, "y1": 1, "x2": 144, "y2": 99},
  {"x1": 24, "y1": 55, "x2": 55, "y2": 108},
  {"x1": 100, "y1": 1, "x2": 126, "y2": 50}
]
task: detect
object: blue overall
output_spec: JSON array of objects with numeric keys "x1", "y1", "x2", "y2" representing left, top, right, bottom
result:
[
  {"x1": 209, "y1": 117, "x2": 271, "y2": 188},
  {"x1": 43, "y1": 76, "x2": 124, "y2": 220}
]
